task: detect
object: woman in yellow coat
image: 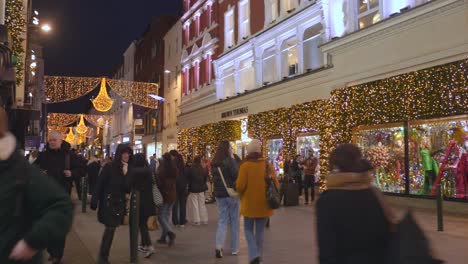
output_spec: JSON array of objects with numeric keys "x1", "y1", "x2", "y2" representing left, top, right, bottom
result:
[{"x1": 236, "y1": 139, "x2": 279, "y2": 264}]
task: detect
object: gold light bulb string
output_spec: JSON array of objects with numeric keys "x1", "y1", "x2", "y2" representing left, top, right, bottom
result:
[{"x1": 92, "y1": 78, "x2": 114, "y2": 112}]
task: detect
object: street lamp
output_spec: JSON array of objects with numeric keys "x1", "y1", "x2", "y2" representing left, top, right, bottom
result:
[
  {"x1": 41, "y1": 24, "x2": 51, "y2": 32},
  {"x1": 164, "y1": 69, "x2": 171, "y2": 74}
]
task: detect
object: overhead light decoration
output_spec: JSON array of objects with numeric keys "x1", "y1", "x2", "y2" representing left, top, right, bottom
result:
[
  {"x1": 65, "y1": 128, "x2": 75, "y2": 144},
  {"x1": 76, "y1": 114, "x2": 88, "y2": 134},
  {"x1": 92, "y1": 78, "x2": 114, "y2": 112}
]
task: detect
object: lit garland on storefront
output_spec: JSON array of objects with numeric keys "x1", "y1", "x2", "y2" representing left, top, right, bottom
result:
[
  {"x1": 178, "y1": 120, "x2": 241, "y2": 159},
  {"x1": 5, "y1": 0, "x2": 26, "y2": 84}
]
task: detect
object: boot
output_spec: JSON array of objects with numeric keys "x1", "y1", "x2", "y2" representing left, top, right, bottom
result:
[{"x1": 98, "y1": 227, "x2": 115, "y2": 263}]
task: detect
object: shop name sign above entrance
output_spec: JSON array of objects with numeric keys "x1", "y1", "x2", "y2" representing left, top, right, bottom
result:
[{"x1": 221, "y1": 107, "x2": 248, "y2": 119}]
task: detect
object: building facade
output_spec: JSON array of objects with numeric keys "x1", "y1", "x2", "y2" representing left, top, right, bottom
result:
[
  {"x1": 162, "y1": 21, "x2": 182, "y2": 153},
  {"x1": 178, "y1": 0, "x2": 468, "y2": 200}
]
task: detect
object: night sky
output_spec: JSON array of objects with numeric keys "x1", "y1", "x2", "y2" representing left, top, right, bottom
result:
[{"x1": 33, "y1": 0, "x2": 182, "y2": 77}]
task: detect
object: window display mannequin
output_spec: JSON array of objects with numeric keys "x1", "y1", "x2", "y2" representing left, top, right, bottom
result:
[
  {"x1": 419, "y1": 140, "x2": 439, "y2": 195},
  {"x1": 455, "y1": 134, "x2": 468, "y2": 199}
]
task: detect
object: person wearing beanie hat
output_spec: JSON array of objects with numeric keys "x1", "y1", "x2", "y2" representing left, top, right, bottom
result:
[{"x1": 236, "y1": 140, "x2": 279, "y2": 264}]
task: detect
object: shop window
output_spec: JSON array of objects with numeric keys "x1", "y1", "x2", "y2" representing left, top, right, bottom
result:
[
  {"x1": 354, "y1": 124, "x2": 406, "y2": 194},
  {"x1": 239, "y1": 0, "x2": 250, "y2": 40},
  {"x1": 224, "y1": 10, "x2": 235, "y2": 50},
  {"x1": 357, "y1": 0, "x2": 381, "y2": 29},
  {"x1": 262, "y1": 46, "x2": 277, "y2": 85},
  {"x1": 266, "y1": 138, "x2": 284, "y2": 178},
  {"x1": 409, "y1": 116, "x2": 468, "y2": 199},
  {"x1": 238, "y1": 57, "x2": 255, "y2": 93},
  {"x1": 303, "y1": 24, "x2": 324, "y2": 71},
  {"x1": 281, "y1": 37, "x2": 298, "y2": 78},
  {"x1": 221, "y1": 66, "x2": 235, "y2": 98},
  {"x1": 297, "y1": 135, "x2": 320, "y2": 160}
]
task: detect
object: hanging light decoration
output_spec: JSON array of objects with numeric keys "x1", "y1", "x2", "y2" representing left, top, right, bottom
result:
[
  {"x1": 65, "y1": 128, "x2": 75, "y2": 144},
  {"x1": 92, "y1": 78, "x2": 114, "y2": 112},
  {"x1": 76, "y1": 114, "x2": 88, "y2": 134}
]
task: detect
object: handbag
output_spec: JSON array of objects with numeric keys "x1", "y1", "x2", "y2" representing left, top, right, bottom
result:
[
  {"x1": 152, "y1": 183, "x2": 163, "y2": 207},
  {"x1": 371, "y1": 187, "x2": 444, "y2": 264},
  {"x1": 265, "y1": 161, "x2": 281, "y2": 209},
  {"x1": 217, "y1": 167, "x2": 239, "y2": 197},
  {"x1": 147, "y1": 215, "x2": 158, "y2": 231}
]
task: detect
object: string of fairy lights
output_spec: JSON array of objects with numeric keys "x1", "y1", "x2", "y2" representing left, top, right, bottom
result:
[
  {"x1": 5, "y1": 0, "x2": 27, "y2": 85},
  {"x1": 178, "y1": 59, "x2": 468, "y2": 191}
]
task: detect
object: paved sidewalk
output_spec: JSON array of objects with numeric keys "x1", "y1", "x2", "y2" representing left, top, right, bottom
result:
[{"x1": 64, "y1": 200, "x2": 468, "y2": 264}]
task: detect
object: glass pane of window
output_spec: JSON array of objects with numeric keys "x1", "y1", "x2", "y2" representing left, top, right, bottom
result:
[
  {"x1": 239, "y1": 57, "x2": 255, "y2": 92},
  {"x1": 369, "y1": 0, "x2": 379, "y2": 9},
  {"x1": 266, "y1": 138, "x2": 284, "y2": 178},
  {"x1": 281, "y1": 37, "x2": 298, "y2": 77},
  {"x1": 303, "y1": 36, "x2": 324, "y2": 71},
  {"x1": 271, "y1": 0, "x2": 278, "y2": 20},
  {"x1": 358, "y1": 0, "x2": 368, "y2": 14},
  {"x1": 358, "y1": 10, "x2": 379, "y2": 29},
  {"x1": 409, "y1": 117, "x2": 468, "y2": 199},
  {"x1": 354, "y1": 125, "x2": 406, "y2": 194},
  {"x1": 222, "y1": 67, "x2": 235, "y2": 98}
]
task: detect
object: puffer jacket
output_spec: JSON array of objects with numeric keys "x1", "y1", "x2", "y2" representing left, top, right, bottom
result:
[{"x1": 212, "y1": 157, "x2": 240, "y2": 198}]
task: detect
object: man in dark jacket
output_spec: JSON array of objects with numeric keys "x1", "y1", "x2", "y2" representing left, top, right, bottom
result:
[
  {"x1": 33, "y1": 130, "x2": 84, "y2": 262},
  {"x1": 0, "y1": 107, "x2": 73, "y2": 264},
  {"x1": 170, "y1": 150, "x2": 188, "y2": 227}
]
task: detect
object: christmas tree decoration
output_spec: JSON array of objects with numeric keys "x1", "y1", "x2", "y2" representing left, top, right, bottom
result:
[{"x1": 92, "y1": 78, "x2": 114, "y2": 112}]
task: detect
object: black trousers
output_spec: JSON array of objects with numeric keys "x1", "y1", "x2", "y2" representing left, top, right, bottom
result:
[
  {"x1": 139, "y1": 216, "x2": 152, "y2": 246},
  {"x1": 303, "y1": 174, "x2": 315, "y2": 203},
  {"x1": 47, "y1": 236, "x2": 66, "y2": 259},
  {"x1": 98, "y1": 226, "x2": 116, "y2": 263},
  {"x1": 73, "y1": 175, "x2": 82, "y2": 200},
  {"x1": 172, "y1": 190, "x2": 188, "y2": 226}
]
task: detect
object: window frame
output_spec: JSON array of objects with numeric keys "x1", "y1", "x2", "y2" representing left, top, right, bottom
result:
[
  {"x1": 238, "y1": 0, "x2": 251, "y2": 40},
  {"x1": 224, "y1": 9, "x2": 235, "y2": 50},
  {"x1": 356, "y1": 0, "x2": 382, "y2": 29}
]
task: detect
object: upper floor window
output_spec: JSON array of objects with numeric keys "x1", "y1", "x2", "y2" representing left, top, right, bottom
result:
[
  {"x1": 303, "y1": 24, "x2": 324, "y2": 71},
  {"x1": 281, "y1": 37, "x2": 298, "y2": 78},
  {"x1": 221, "y1": 66, "x2": 235, "y2": 98},
  {"x1": 224, "y1": 10, "x2": 235, "y2": 50},
  {"x1": 239, "y1": 0, "x2": 250, "y2": 40},
  {"x1": 282, "y1": 0, "x2": 297, "y2": 14},
  {"x1": 262, "y1": 46, "x2": 277, "y2": 85},
  {"x1": 238, "y1": 57, "x2": 255, "y2": 93},
  {"x1": 358, "y1": 0, "x2": 381, "y2": 29},
  {"x1": 270, "y1": 0, "x2": 279, "y2": 22}
]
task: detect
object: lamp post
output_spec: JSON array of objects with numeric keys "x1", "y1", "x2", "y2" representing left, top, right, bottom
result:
[{"x1": 148, "y1": 93, "x2": 165, "y2": 158}]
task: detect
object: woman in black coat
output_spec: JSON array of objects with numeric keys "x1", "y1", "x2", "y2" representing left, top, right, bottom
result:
[
  {"x1": 87, "y1": 156, "x2": 101, "y2": 195},
  {"x1": 131, "y1": 153, "x2": 156, "y2": 258},
  {"x1": 316, "y1": 144, "x2": 390, "y2": 264},
  {"x1": 188, "y1": 155, "x2": 209, "y2": 225},
  {"x1": 91, "y1": 144, "x2": 133, "y2": 264}
]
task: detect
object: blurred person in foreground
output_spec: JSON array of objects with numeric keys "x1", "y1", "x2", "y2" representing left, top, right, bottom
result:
[
  {"x1": 236, "y1": 139, "x2": 279, "y2": 264},
  {"x1": 316, "y1": 143, "x2": 390, "y2": 264},
  {"x1": 0, "y1": 107, "x2": 73, "y2": 264}
]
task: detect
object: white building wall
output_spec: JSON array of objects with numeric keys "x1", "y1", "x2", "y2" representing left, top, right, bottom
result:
[
  {"x1": 179, "y1": 0, "x2": 468, "y2": 129},
  {"x1": 162, "y1": 21, "x2": 182, "y2": 152}
]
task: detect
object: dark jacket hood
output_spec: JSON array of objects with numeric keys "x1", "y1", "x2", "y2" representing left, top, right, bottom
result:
[{"x1": 113, "y1": 144, "x2": 133, "y2": 164}]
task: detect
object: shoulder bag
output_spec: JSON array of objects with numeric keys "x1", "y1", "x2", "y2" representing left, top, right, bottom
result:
[
  {"x1": 265, "y1": 161, "x2": 281, "y2": 209},
  {"x1": 217, "y1": 167, "x2": 239, "y2": 197}
]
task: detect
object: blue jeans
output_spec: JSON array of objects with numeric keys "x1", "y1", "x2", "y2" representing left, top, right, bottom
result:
[
  {"x1": 215, "y1": 197, "x2": 240, "y2": 252},
  {"x1": 158, "y1": 203, "x2": 174, "y2": 240},
  {"x1": 244, "y1": 217, "x2": 268, "y2": 261}
]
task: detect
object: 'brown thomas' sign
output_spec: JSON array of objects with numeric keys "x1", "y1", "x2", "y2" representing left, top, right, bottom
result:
[{"x1": 221, "y1": 107, "x2": 248, "y2": 119}]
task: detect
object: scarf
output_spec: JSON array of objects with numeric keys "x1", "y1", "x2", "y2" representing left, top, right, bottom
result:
[
  {"x1": 0, "y1": 132, "x2": 16, "y2": 161},
  {"x1": 326, "y1": 171, "x2": 373, "y2": 190},
  {"x1": 122, "y1": 161, "x2": 128, "y2": 176}
]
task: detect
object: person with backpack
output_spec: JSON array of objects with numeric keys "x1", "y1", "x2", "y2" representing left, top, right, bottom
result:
[
  {"x1": 90, "y1": 144, "x2": 133, "y2": 264},
  {"x1": 187, "y1": 155, "x2": 209, "y2": 225},
  {"x1": 236, "y1": 139, "x2": 279, "y2": 264},
  {"x1": 0, "y1": 107, "x2": 74, "y2": 264},
  {"x1": 131, "y1": 153, "x2": 157, "y2": 258},
  {"x1": 211, "y1": 141, "x2": 241, "y2": 258},
  {"x1": 316, "y1": 143, "x2": 390, "y2": 264}
]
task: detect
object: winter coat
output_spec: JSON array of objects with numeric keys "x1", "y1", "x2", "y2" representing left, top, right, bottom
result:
[
  {"x1": 188, "y1": 165, "x2": 209, "y2": 193},
  {"x1": 157, "y1": 166, "x2": 178, "y2": 204},
  {"x1": 236, "y1": 157, "x2": 279, "y2": 218},
  {"x1": 316, "y1": 172, "x2": 390, "y2": 264},
  {"x1": 212, "y1": 157, "x2": 240, "y2": 198},
  {"x1": 34, "y1": 141, "x2": 85, "y2": 193},
  {"x1": 131, "y1": 167, "x2": 156, "y2": 220},
  {"x1": 91, "y1": 144, "x2": 133, "y2": 227},
  {"x1": 87, "y1": 160, "x2": 100, "y2": 195},
  {"x1": 175, "y1": 161, "x2": 188, "y2": 192},
  {"x1": 0, "y1": 145, "x2": 73, "y2": 264}
]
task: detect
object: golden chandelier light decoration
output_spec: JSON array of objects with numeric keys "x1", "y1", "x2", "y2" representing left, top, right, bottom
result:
[
  {"x1": 65, "y1": 128, "x2": 75, "y2": 145},
  {"x1": 92, "y1": 78, "x2": 114, "y2": 112},
  {"x1": 76, "y1": 114, "x2": 88, "y2": 134}
]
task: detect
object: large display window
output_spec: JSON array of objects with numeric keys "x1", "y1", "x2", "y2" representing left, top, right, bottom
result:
[
  {"x1": 297, "y1": 134, "x2": 320, "y2": 175},
  {"x1": 409, "y1": 116, "x2": 468, "y2": 199},
  {"x1": 353, "y1": 124, "x2": 406, "y2": 194},
  {"x1": 266, "y1": 138, "x2": 284, "y2": 178}
]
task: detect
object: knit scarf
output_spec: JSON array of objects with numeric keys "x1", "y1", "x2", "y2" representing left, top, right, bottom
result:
[
  {"x1": 326, "y1": 171, "x2": 373, "y2": 190},
  {"x1": 0, "y1": 132, "x2": 16, "y2": 161}
]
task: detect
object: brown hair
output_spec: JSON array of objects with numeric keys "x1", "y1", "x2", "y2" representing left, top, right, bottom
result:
[
  {"x1": 329, "y1": 143, "x2": 373, "y2": 173},
  {"x1": 212, "y1": 141, "x2": 231, "y2": 167}
]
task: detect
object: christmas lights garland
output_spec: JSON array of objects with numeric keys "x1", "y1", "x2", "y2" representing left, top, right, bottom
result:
[{"x1": 5, "y1": 0, "x2": 26, "y2": 85}]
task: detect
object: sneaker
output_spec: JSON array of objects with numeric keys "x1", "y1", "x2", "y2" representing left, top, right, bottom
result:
[
  {"x1": 144, "y1": 247, "x2": 155, "y2": 258},
  {"x1": 193, "y1": 222, "x2": 200, "y2": 226},
  {"x1": 180, "y1": 225, "x2": 185, "y2": 228},
  {"x1": 215, "y1": 249, "x2": 223, "y2": 258},
  {"x1": 138, "y1": 245, "x2": 147, "y2": 252},
  {"x1": 157, "y1": 239, "x2": 167, "y2": 244},
  {"x1": 232, "y1": 251, "x2": 239, "y2": 255}
]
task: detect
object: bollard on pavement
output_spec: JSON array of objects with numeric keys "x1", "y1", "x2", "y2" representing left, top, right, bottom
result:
[
  {"x1": 130, "y1": 190, "x2": 140, "y2": 263},
  {"x1": 81, "y1": 177, "x2": 87, "y2": 213},
  {"x1": 436, "y1": 184, "x2": 443, "y2": 232}
]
